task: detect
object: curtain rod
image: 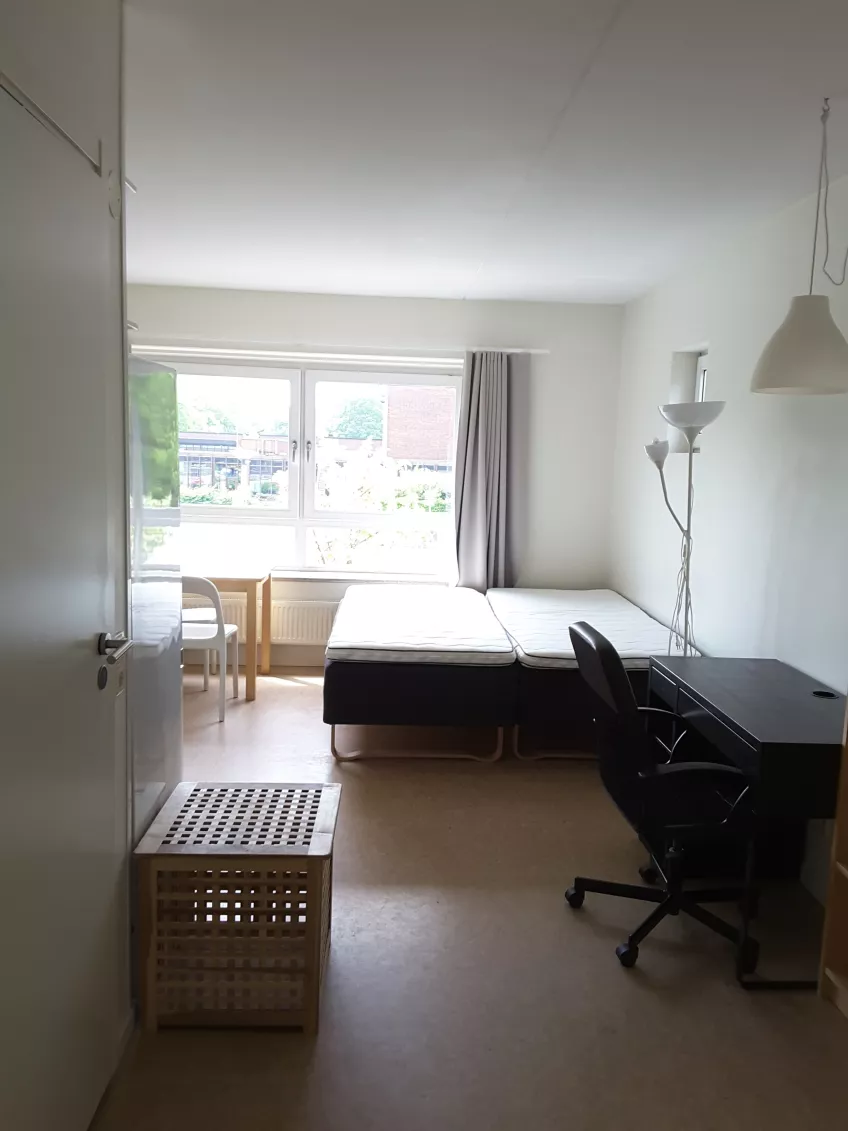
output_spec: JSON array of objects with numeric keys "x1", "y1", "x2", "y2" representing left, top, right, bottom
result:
[
  {"x1": 130, "y1": 343, "x2": 551, "y2": 364},
  {"x1": 467, "y1": 347, "x2": 550, "y2": 355}
]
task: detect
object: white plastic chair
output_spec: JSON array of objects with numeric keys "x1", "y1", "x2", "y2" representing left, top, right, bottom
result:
[
  {"x1": 181, "y1": 576, "x2": 239, "y2": 721},
  {"x1": 182, "y1": 599, "x2": 220, "y2": 673}
]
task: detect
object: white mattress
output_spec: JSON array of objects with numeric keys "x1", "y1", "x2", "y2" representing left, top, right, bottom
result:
[
  {"x1": 326, "y1": 585, "x2": 516, "y2": 666},
  {"x1": 486, "y1": 588, "x2": 670, "y2": 670}
]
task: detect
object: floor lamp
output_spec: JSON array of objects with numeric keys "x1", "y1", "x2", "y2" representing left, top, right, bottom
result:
[{"x1": 645, "y1": 400, "x2": 725, "y2": 657}]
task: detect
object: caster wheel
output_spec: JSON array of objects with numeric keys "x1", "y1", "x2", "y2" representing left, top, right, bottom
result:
[
  {"x1": 639, "y1": 864, "x2": 660, "y2": 886},
  {"x1": 565, "y1": 886, "x2": 584, "y2": 909},
  {"x1": 616, "y1": 942, "x2": 639, "y2": 968},
  {"x1": 739, "y1": 937, "x2": 760, "y2": 976}
]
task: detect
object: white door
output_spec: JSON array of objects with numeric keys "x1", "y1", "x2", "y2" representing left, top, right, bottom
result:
[{"x1": 0, "y1": 3, "x2": 130, "y2": 1128}]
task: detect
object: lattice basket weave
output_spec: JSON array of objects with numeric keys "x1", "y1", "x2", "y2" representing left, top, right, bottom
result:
[{"x1": 135, "y1": 782, "x2": 341, "y2": 1032}]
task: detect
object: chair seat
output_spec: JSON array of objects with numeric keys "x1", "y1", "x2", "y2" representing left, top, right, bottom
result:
[{"x1": 182, "y1": 623, "x2": 239, "y2": 643}]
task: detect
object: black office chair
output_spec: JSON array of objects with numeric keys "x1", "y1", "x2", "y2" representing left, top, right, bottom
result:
[{"x1": 565, "y1": 621, "x2": 759, "y2": 973}]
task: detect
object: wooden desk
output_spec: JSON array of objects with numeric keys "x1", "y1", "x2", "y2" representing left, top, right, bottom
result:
[
  {"x1": 648, "y1": 656, "x2": 844, "y2": 818},
  {"x1": 206, "y1": 571, "x2": 272, "y2": 701},
  {"x1": 649, "y1": 656, "x2": 845, "y2": 989}
]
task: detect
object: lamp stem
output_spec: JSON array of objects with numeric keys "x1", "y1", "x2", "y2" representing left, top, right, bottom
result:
[
  {"x1": 683, "y1": 438, "x2": 695, "y2": 657},
  {"x1": 809, "y1": 98, "x2": 830, "y2": 296}
]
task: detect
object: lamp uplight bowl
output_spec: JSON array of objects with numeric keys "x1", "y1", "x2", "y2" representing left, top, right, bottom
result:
[{"x1": 659, "y1": 401, "x2": 726, "y2": 432}]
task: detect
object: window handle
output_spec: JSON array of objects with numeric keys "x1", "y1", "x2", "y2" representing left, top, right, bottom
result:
[
  {"x1": 306, "y1": 440, "x2": 312, "y2": 462},
  {"x1": 291, "y1": 440, "x2": 298, "y2": 464}
]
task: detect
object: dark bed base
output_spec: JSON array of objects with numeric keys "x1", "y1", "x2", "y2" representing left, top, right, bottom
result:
[
  {"x1": 323, "y1": 658, "x2": 519, "y2": 762},
  {"x1": 513, "y1": 665, "x2": 649, "y2": 760}
]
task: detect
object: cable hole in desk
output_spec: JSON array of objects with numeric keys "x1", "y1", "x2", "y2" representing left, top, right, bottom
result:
[{"x1": 812, "y1": 689, "x2": 838, "y2": 699}]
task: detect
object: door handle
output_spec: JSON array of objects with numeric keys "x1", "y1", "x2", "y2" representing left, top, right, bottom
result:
[
  {"x1": 98, "y1": 632, "x2": 134, "y2": 665},
  {"x1": 306, "y1": 440, "x2": 312, "y2": 462},
  {"x1": 291, "y1": 440, "x2": 298, "y2": 464}
]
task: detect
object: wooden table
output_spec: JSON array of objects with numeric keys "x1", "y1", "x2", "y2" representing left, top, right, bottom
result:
[{"x1": 206, "y1": 570, "x2": 272, "y2": 701}]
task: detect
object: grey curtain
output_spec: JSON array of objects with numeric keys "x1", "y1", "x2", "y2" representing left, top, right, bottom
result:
[{"x1": 454, "y1": 351, "x2": 526, "y2": 592}]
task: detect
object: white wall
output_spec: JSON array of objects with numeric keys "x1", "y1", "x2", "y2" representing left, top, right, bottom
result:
[
  {"x1": 128, "y1": 285, "x2": 623, "y2": 587},
  {"x1": 610, "y1": 176, "x2": 848, "y2": 899}
]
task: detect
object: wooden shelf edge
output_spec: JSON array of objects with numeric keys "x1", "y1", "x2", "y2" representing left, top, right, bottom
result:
[{"x1": 823, "y1": 968, "x2": 848, "y2": 1019}]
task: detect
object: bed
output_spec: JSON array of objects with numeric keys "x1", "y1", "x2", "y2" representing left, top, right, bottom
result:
[
  {"x1": 323, "y1": 584, "x2": 518, "y2": 761},
  {"x1": 485, "y1": 588, "x2": 672, "y2": 759}
]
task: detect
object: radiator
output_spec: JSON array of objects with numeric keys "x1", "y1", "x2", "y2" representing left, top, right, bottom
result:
[{"x1": 182, "y1": 597, "x2": 339, "y2": 645}]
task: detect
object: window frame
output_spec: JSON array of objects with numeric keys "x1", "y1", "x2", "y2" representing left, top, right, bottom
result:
[{"x1": 150, "y1": 353, "x2": 462, "y2": 577}]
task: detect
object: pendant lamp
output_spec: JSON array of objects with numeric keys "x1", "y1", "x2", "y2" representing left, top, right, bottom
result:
[{"x1": 752, "y1": 100, "x2": 848, "y2": 394}]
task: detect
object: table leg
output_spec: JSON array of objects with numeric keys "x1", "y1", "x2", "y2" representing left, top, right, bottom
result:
[
  {"x1": 260, "y1": 574, "x2": 272, "y2": 675},
  {"x1": 245, "y1": 580, "x2": 258, "y2": 701}
]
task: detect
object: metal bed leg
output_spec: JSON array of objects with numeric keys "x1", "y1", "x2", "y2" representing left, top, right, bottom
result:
[
  {"x1": 330, "y1": 724, "x2": 504, "y2": 763},
  {"x1": 330, "y1": 724, "x2": 361, "y2": 763},
  {"x1": 481, "y1": 726, "x2": 504, "y2": 763}
]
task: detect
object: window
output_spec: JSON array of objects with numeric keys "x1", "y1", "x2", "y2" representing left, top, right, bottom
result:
[
  {"x1": 171, "y1": 361, "x2": 460, "y2": 576},
  {"x1": 695, "y1": 352, "x2": 708, "y2": 402},
  {"x1": 667, "y1": 348, "x2": 709, "y2": 454}
]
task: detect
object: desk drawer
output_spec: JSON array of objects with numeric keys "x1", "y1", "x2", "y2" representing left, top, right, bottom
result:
[
  {"x1": 677, "y1": 690, "x2": 759, "y2": 775},
  {"x1": 649, "y1": 666, "x2": 678, "y2": 710}
]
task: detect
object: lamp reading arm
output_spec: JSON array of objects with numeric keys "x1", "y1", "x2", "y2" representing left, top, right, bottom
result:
[{"x1": 655, "y1": 465, "x2": 686, "y2": 536}]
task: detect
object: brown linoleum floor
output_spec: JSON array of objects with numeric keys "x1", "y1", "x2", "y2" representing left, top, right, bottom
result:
[{"x1": 95, "y1": 669, "x2": 848, "y2": 1131}]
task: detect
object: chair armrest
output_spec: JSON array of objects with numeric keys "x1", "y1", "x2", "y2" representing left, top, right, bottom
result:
[
  {"x1": 639, "y1": 706, "x2": 689, "y2": 762},
  {"x1": 638, "y1": 706, "x2": 685, "y2": 721},
  {"x1": 639, "y1": 763, "x2": 751, "y2": 834},
  {"x1": 639, "y1": 762, "x2": 745, "y2": 782}
]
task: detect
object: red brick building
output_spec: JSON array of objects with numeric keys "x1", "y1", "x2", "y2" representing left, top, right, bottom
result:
[{"x1": 386, "y1": 385, "x2": 455, "y2": 466}]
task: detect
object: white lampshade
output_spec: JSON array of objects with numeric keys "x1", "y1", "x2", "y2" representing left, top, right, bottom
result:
[
  {"x1": 659, "y1": 401, "x2": 725, "y2": 431},
  {"x1": 658, "y1": 400, "x2": 725, "y2": 449},
  {"x1": 751, "y1": 295, "x2": 848, "y2": 394},
  {"x1": 644, "y1": 439, "x2": 669, "y2": 469}
]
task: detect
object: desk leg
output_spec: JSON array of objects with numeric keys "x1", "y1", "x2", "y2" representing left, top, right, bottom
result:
[
  {"x1": 245, "y1": 580, "x2": 258, "y2": 701},
  {"x1": 260, "y1": 575, "x2": 272, "y2": 675},
  {"x1": 736, "y1": 834, "x2": 817, "y2": 992}
]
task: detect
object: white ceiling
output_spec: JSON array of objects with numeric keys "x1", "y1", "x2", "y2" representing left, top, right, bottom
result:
[{"x1": 125, "y1": 0, "x2": 848, "y2": 303}]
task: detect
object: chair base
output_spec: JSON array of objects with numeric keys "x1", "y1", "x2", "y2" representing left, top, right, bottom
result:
[{"x1": 566, "y1": 872, "x2": 760, "y2": 979}]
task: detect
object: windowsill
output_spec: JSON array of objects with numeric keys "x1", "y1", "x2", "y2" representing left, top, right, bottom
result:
[{"x1": 271, "y1": 569, "x2": 452, "y2": 584}]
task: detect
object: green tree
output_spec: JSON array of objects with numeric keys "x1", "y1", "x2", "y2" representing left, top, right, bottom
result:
[
  {"x1": 327, "y1": 397, "x2": 383, "y2": 440},
  {"x1": 178, "y1": 401, "x2": 236, "y2": 433},
  {"x1": 132, "y1": 368, "x2": 179, "y2": 505}
]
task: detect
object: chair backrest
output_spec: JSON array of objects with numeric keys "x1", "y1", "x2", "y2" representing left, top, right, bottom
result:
[
  {"x1": 181, "y1": 575, "x2": 225, "y2": 630},
  {"x1": 569, "y1": 621, "x2": 639, "y2": 717},
  {"x1": 569, "y1": 621, "x2": 658, "y2": 802}
]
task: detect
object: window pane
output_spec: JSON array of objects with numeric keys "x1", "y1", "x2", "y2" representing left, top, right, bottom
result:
[
  {"x1": 306, "y1": 524, "x2": 454, "y2": 575},
  {"x1": 178, "y1": 372, "x2": 292, "y2": 508},
  {"x1": 179, "y1": 523, "x2": 295, "y2": 573},
  {"x1": 313, "y1": 382, "x2": 455, "y2": 516}
]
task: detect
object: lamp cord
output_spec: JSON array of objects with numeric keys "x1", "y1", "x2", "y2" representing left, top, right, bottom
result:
[
  {"x1": 657, "y1": 466, "x2": 695, "y2": 656},
  {"x1": 813, "y1": 98, "x2": 848, "y2": 291}
]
